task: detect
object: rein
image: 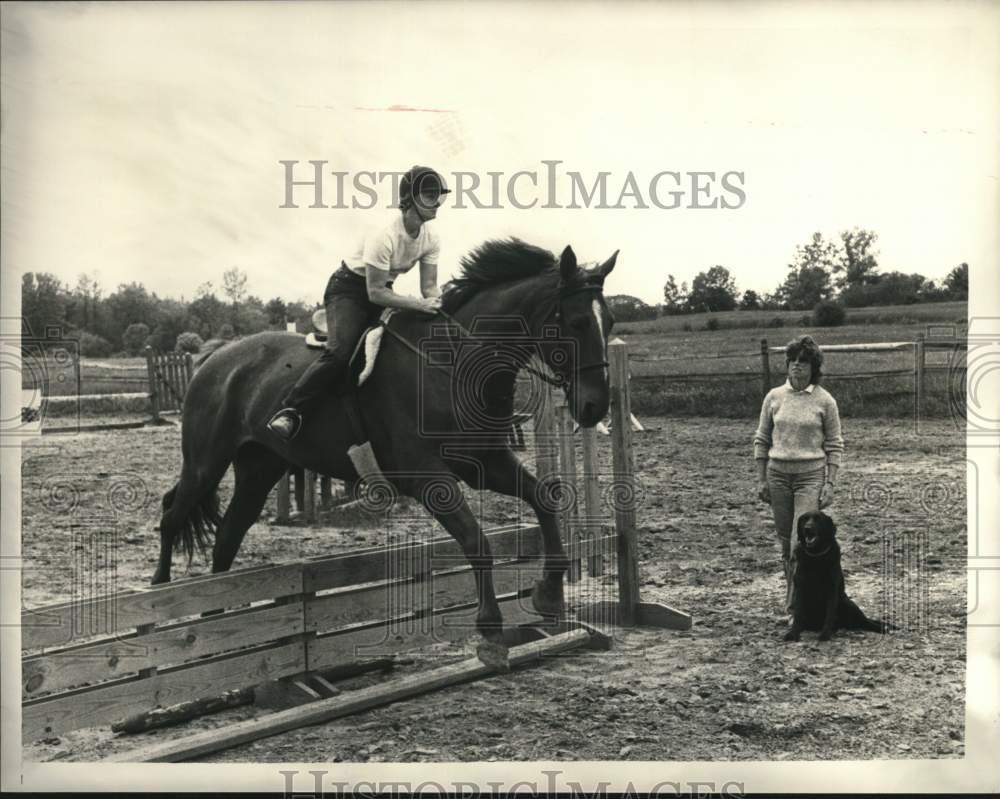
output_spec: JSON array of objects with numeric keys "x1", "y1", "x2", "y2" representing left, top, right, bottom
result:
[{"x1": 380, "y1": 282, "x2": 609, "y2": 389}]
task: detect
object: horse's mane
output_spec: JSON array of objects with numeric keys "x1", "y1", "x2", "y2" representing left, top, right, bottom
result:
[{"x1": 441, "y1": 238, "x2": 558, "y2": 314}]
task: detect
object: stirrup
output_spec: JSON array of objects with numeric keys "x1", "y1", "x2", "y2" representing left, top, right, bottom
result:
[{"x1": 267, "y1": 408, "x2": 303, "y2": 441}]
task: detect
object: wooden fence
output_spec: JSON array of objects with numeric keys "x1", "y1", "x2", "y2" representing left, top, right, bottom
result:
[
  {"x1": 144, "y1": 347, "x2": 194, "y2": 420},
  {"x1": 626, "y1": 334, "x2": 968, "y2": 417}
]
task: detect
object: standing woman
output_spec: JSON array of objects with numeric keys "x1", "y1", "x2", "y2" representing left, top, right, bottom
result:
[
  {"x1": 268, "y1": 165, "x2": 449, "y2": 440},
  {"x1": 753, "y1": 335, "x2": 844, "y2": 614}
]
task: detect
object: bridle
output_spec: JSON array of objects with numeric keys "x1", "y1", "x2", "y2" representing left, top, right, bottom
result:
[{"x1": 551, "y1": 282, "x2": 611, "y2": 378}]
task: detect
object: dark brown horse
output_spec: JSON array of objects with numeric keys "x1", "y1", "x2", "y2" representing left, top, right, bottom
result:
[{"x1": 153, "y1": 239, "x2": 618, "y2": 666}]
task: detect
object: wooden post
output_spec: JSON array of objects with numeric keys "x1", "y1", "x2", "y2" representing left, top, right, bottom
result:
[
  {"x1": 74, "y1": 350, "x2": 82, "y2": 399},
  {"x1": 557, "y1": 399, "x2": 581, "y2": 583},
  {"x1": 320, "y1": 476, "x2": 333, "y2": 510},
  {"x1": 144, "y1": 346, "x2": 161, "y2": 423},
  {"x1": 914, "y1": 332, "x2": 925, "y2": 423},
  {"x1": 275, "y1": 471, "x2": 291, "y2": 523},
  {"x1": 302, "y1": 469, "x2": 317, "y2": 523},
  {"x1": 760, "y1": 338, "x2": 771, "y2": 397},
  {"x1": 608, "y1": 338, "x2": 640, "y2": 625},
  {"x1": 580, "y1": 425, "x2": 603, "y2": 576}
]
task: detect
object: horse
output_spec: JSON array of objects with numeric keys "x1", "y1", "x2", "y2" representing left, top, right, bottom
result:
[{"x1": 152, "y1": 239, "x2": 618, "y2": 667}]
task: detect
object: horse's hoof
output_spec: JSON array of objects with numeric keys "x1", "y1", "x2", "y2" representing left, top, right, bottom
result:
[
  {"x1": 783, "y1": 630, "x2": 800, "y2": 642},
  {"x1": 531, "y1": 581, "x2": 565, "y2": 618},
  {"x1": 150, "y1": 571, "x2": 169, "y2": 585},
  {"x1": 476, "y1": 639, "x2": 510, "y2": 672}
]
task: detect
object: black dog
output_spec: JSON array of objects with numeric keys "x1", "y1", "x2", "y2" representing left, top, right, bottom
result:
[{"x1": 784, "y1": 510, "x2": 892, "y2": 642}]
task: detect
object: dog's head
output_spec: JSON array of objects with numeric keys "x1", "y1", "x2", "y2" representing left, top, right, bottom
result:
[{"x1": 797, "y1": 510, "x2": 837, "y2": 554}]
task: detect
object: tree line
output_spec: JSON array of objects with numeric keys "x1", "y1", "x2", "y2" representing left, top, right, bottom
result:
[
  {"x1": 21, "y1": 267, "x2": 313, "y2": 356},
  {"x1": 609, "y1": 228, "x2": 968, "y2": 322},
  {"x1": 22, "y1": 228, "x2": 970, "y2": 355}
]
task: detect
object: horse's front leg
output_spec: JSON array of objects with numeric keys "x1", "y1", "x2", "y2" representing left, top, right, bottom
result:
[
  {"x1": 480, "y1": 450, "x2": 568, "y2": 618},
  {"x1": 416, "y1": 476, "x2": 508, "y2": 670}
]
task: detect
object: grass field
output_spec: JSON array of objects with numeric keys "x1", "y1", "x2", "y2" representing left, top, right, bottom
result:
[
  {"x1": 615, "y1": 302, "x2": 967, "y2": 419},
  {"x1": 22, "y1": 355, "x2": 148, "y2": 397},
  {"x1": 614, "y1": 300, "x2": 968, "y2": 337}
]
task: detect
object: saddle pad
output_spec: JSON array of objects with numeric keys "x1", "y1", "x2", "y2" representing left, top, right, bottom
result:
[{"x1": 305, "y1": 308, "x2": 397, "y2": 386}]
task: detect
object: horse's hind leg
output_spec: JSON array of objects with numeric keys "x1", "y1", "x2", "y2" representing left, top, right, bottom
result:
[
  {"x1": 415, "y1": 476, "x2": 507, "y2": 669},
  {"x1": 478, "y1": 450, "x2": 567, "y2": 618},
  {"x1": 211, "y1": 442, "x2": 289, "y2": 574}
]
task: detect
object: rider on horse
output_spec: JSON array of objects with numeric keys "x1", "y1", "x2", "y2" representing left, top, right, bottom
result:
[{"x1": 267, "y1": 165, "x2": 451, "y2": 440}]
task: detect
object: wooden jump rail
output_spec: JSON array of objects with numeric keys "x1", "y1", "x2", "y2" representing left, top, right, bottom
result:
[{"x1": 20, "y1": 338, "x2": 689, "y2": 761}]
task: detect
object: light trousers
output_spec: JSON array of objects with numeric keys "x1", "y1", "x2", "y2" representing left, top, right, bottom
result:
[{"x1": 766, "y1": 464, "x2": 825, "y2": 613}]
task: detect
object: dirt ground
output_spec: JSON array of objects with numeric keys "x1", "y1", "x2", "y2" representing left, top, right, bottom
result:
[{"x1": 20, "y1": 415, "x2": 966, "y2": 762}]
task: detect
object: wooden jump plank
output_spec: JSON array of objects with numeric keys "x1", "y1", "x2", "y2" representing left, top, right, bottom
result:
[
  {"x1": 105, "y1": 628, "x2": 593, "y2": 762},
  {"x1": 307, "y1": 593, "x2": 544, "y2": 673},
  {"x1": 22, "y1": 563, "x2": 303, "y2": 650},
  {"x1": 23, "y1": 602, "x2": 303, "y2": 699},
  {"x1": 576, "y1": 600, "x2": 692, "y2": 631},
  {"x1": 304, "y1": 561, "x2": 545, "y2": 634},
  {"x1": 23, "y1": 641, "x2": 306, "y2": 742},
  {"x1": 302, "y1": 524, "x2": 541, "y2": 593}
]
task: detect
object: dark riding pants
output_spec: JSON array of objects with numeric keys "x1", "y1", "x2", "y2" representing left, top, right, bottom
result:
[{"x1": 281, "y1": 264, "x2": 386, "y2": 411}]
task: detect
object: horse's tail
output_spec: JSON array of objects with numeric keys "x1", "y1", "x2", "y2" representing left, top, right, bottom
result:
[
  {"x1": 161, "y1": 479, "x2": 223, "y2": 563},
  {"x1": 193, "y1": 338, "x2": 232, "y2": 371}
]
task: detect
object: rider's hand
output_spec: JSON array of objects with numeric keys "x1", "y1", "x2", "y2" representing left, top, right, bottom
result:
[
  {"x1": 420, "y1": 297, "x2": 443, "y2": 315},
  {"x1": 819, "y1": 481, "x2": 835, "y2": 509},
  {"x1": 757, "y1": 482, "x2": 771, "y2": 504}
]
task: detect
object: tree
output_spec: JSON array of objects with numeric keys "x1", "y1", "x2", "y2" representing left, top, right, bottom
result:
[
  {"x1": 67, "y1": 271, "x2": 102, "y2": 332},
  {"x1": 186, "y1": 292, "x2": 228, "y2": 339},
  {"x1": 78, "y1": 331, "x2": 114, "y2": 358},
  {"x1": 739, "y1": 289, "x2": 761, "y2": 310},
  {"x1": 944, "y1": 263, "x2": 968, "y2": 299},
  {"x1": 233, "y1": 297, "x2": 270, "y2": 336},
  {"x1": 147, "y1": 300, "x2": 189, "y2": 352},
  {"x1": 606, "y1": 295, "x2": 657, "y2": 322},
  {"x1": 835, "y1": 228, "x2": 880, "y2": 290},
  {"x1": 687, "y1": 266, "x2": 738, "y2": 312},
  {"x1": 175, "y1": 332, "x2": 204, "y2": 353},
  {"x1": 21, "y1": 272, "x2": 68, "y2": 344},
  {"x1": 122, "y1": 322, "x2": 150, "y2": 355},
  {"x1": 840, "y1": 272, "x2": 927, "y2": 307},
  {"x1": 776, "y1": 233, "x2": 837, "y2": 310},
  {"x1": 812, "y1": 300, "x2": 846, "y2": 327},
  {"x1": 222, "y1": 267, "x2": 248, "y2": 305},
  {"x1": 662, "y1": 275, "x2": 689, "y2": 315},
  {"x1": 265, "y1": 297, "x2": 288, "y2": 328},
  {"x1": 102, "y1": 282, "x2": 159, "y2": 347}
]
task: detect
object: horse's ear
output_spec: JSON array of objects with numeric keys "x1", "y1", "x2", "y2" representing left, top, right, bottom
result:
[
  {"x1": 594, "y1": 249, "x2": 619, "y2": 282},
  {"x1": 559, "y1": 245, "x2": 577, "y2": 281}
]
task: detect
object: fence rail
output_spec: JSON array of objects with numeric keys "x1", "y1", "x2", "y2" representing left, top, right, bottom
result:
[{"x1": 625, "y1": 333, "x2": 967, "y2": 418}]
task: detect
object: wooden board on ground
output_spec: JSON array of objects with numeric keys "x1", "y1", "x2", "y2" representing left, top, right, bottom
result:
[{"x1": 105, "y1": 628, "x2": 592, "y2": 762}]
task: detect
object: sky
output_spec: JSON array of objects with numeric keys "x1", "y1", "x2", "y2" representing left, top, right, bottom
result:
[{"x1": 1, "y1": 1, "x2": 998, "y2": 307}]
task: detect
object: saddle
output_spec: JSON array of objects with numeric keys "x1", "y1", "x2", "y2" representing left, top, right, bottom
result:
[{"x1": 304, "y1": 308, "x2": 395, "y2": 387}]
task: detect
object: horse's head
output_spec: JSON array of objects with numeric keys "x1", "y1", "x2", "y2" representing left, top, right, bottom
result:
[{"x1": 546, "y1": 245, "x2": 618, "y2": 428}]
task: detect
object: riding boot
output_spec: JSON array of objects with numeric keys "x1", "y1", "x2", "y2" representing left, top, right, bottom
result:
[{"x1": 267, "y1": 408, "x2": 303, "y2": 441}]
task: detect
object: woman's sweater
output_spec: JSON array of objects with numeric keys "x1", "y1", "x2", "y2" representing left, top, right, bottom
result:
[{"x1": 753, "y1": 381, "x2": 844, "y2": 473}]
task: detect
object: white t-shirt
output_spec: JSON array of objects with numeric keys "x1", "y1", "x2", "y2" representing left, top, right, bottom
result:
[{"x1": 345, "y1": 212, "x2": 440, "y2": 281}]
